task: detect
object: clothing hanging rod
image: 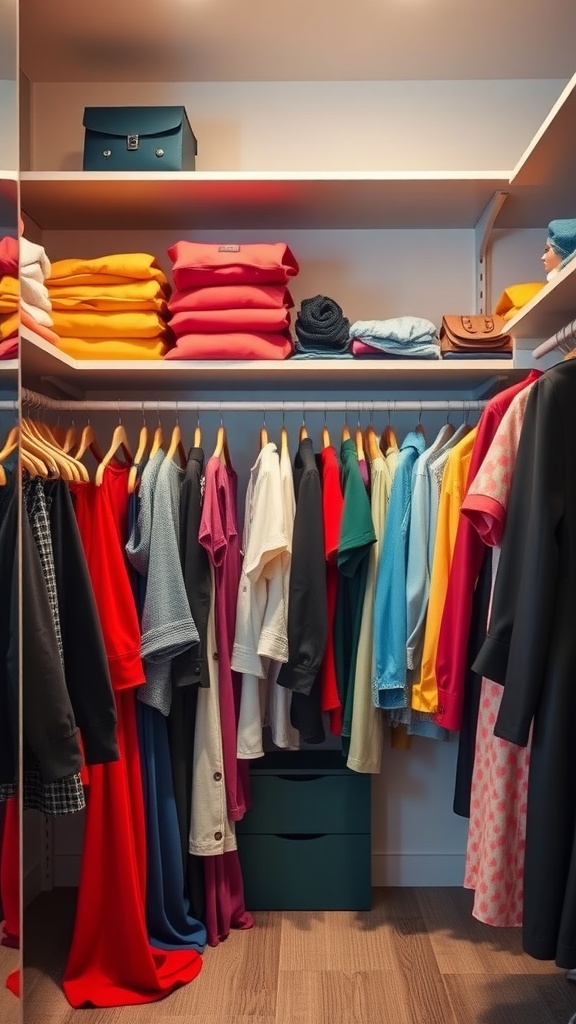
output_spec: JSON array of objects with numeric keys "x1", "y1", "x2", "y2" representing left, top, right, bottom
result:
[
  {"x1": 0, "y1": 401, "x2": 18, "y2": 411},
  {"x1": 22, "y1": 389, "x2": 486, "y2": 414},
  {"x1": 533, "y1": 318, "x2": 576, "y2": 360}
]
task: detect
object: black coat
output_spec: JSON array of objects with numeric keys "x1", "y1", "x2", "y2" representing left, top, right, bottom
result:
[{"x1": 474, "y1": 358, "x2": 576, "y2": 968}]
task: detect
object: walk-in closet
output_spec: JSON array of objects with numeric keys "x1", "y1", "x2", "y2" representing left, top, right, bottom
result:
[{"x1": 2, "y1": 0, "x2": 576, "y2": 1021}]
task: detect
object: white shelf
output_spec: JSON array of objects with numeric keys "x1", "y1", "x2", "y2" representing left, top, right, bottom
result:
[
  {"x1": 19, "y1": 170, "x2": 513, "y2": 231},
  {"x1": 507, "y1": 258, "x2": 576, "y2": 346},
  {"x1": 497, "y1": 71, "x2": 576, "y2": 228},
  {"x1": 20, "y1": 326, "x2": 522, "y2": 395}
]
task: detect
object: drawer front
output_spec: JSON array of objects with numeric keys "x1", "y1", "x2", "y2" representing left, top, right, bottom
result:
[
  {"x1": 237, "y1": 771, "x2": 370, "y2": 835},
  {"x1": 237, "y1": 833, "x2": 371, "y2": 911}
]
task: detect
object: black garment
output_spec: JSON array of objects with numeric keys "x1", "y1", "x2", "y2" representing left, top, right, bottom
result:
[
  {"x1": 0, "y1": 477, "x2": 17, "y2": 789},
  {"x1": 169, "y1": 447, "x2": 208, "y2": 917},
  {"x1": 22, "y1": 508, "x2": 83, "y2": 784},
  {"x1": 278, "y1": 437, "x2": 327, "y2": 744},
  {"x1": 172, "y1": 448, "x2": 210, "y2": 690},
  {"x1": 453, "y1": 547, "x2": 493, "y2": 818},
  {"x1": 294, "y1": 294, "x2": 350, "y2": 355},
  {"x1": 48, "y1": 481, "x2": 119, "y2": 766},
  {"x1": 474, "y1": 359, "x2": 576, "y2": 968}
]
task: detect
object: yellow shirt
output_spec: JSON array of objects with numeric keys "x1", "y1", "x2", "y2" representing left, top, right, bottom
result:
[
  {"x1": 49, "y1": 279, "x2": 169, "y2": 312},
  {"x1": 411, "y1": 428, "x2": 477, "y2": 714},
  {"x1": 48, "y1": 253, "x2": 169, "y2": 288},
  {"x1": 53, "y1": 337, "x2": 167, "y2": 360},
  {"x1": 50, "y1": 310, "x2": 168, "y2": 340},
  {"x1": 0, "y1": 276, "x2": 18, "y2": 313}
]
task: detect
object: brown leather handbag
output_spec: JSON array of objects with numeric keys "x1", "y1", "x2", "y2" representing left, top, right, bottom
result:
[{"x1": 440, "y1": 314, "x2": 512, "y2": 355}]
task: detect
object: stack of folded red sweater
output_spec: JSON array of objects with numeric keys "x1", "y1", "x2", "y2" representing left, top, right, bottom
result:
[
  {"x1": 0, "y1": 237, "x2": 18, "y2": 359},
  {"x1": 164, "y1": 241, "x2": 299, "y2": 360}
]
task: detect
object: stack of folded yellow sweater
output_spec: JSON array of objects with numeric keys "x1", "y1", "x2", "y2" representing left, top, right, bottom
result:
[{"x1": 46, "y1": 253, "x2": 173, "y2": 359}]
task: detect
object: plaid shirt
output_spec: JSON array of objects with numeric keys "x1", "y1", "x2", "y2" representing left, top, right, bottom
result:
[{"x1": 23, "y1": 476, "x2": 85, "y2": 815}]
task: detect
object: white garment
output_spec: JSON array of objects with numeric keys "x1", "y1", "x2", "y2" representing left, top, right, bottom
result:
[
  {"x1": 20, "y1": 236, "x2": 51, "y2": 280},
  {"x1": 189, "y1": 567, "x2": 236, "y2": 857},
  {"x1": 346, "y1": 454, "x2": 391, "y2": 774},
  {"x1": 232, "y1": 442, "x2": 289, "y2": 758},
  {"x1": 20, "y1": 276, "x2": 52, "y2": 313},
  {"x1": 264, "y1": 444, "x2": 299, "y2": 751}
]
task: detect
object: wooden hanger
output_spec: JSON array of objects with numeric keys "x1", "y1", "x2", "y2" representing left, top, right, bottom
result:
[
  {"x1": 0, "y1": 425, "x2": 18, "y2": 485},
  {"x1": 95, "y1": 418, "x2": 133, "y2": 487},
  {"x1": 62, "y1": 423, "x2": 78, "y2": 453},
  {"x1": 341, "y1": 422, "x2": 351, "y2": 441},
  {"x1": 299, "y1": 420, "x2": 308, "y2": 441},
  {"x1": 21, "y1": 449, "x2": 45, "y2": 477},
  {"x1": 166, "y1": 422, "x2": 187, "y2": 466},
  {"x1": 193, "y1": 414, "x2": 202, "y2": 449},
  {"x1": 29, "y1": 418, "x2": 87, "y2": 482},
  {"x1": 213, "y1": 421, "x2": 231, "y2": 466},
  {"x1": 18, "y1": 414, "x2": 50, "y2": 477},
  {"x1": 150, "y1": 423, "x2": 163, "y2": 459},
  {"x1": 260, "y1": 413, "x2": 268, "y2": 449},
  {"x1": 381, "y1": 422, "x2": 398, "y2": 453},
  {"x1": 21, "y1": 419, "x2": 61, "y2": 477},
  {"x1": 128, "y1": 421, "x2": 149, "y2": 494},
  {"x1": 280, "y1": 424, "x2": 289, "y2": 457},
  {"x1": 321, "y1": 413, "x2": 331, "y2": 449},
  {"x1": 364, "y1": 424, "x2": 381, "y2": 462},
  {"x1": 75, "y1": 420, "x2": 103, "y2": 466}
]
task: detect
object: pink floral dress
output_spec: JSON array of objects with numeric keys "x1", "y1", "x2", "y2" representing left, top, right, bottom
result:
[{"x1": 459, "y1": 383, "x2": 537, "y2": 927}]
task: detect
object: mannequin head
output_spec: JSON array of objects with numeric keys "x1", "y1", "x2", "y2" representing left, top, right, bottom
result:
[{"x1": 542, "y1": 218, "x2": 576, "y2": 281}]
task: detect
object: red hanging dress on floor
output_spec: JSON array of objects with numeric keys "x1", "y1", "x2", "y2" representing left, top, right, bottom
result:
[{"x1": 63, "y1": 465, "x2": 202, "y2": 1007}]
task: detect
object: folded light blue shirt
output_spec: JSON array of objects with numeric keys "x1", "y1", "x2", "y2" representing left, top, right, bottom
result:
[{"x1": 350, "y1": 316, "x2": 440, "y2": 359}]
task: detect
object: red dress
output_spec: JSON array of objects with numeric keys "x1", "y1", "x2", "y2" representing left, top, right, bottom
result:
[
  {"x1": 63, "y1": 465, "x2": 202, "y2": 1007},
  {"x1": 319, "y1": 446, "x2": 344, "y2": 735}
]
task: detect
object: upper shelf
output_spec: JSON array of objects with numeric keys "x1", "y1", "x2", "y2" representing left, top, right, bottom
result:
[
  {"x1": 20, "y1": 326, "x2": 521, "y2": 395},
  {"x1": 497, "y1": 71, "x2": 576, "y2": 229},
  {"x1": 19, "y1": 171, "x2": 513, "y2": 231},
  {"x1": 507, "y1": 258, "x2": 576, "y2": 346}
]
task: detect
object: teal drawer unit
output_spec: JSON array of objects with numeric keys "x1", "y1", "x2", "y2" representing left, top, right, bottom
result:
[{"x1": 236, "y1": 751, "x2": 371, "y2": 910}]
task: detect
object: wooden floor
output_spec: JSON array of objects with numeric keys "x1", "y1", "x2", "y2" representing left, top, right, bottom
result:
[
  {"x1": 23, "y1": 887, "x2": 576, "y2": 1024},
  {"x1": 0, "y1": 945, "x2": 20, "y2": 1023}
]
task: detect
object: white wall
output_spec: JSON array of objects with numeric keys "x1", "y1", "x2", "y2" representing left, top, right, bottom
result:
[{"x1": 28, "y1": 78, "x2": 565, "y2": 172}]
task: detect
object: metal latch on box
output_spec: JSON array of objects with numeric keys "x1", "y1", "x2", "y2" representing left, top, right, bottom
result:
[{"x1": 126, "y1": 134, "x2": 139, "y2": 151}]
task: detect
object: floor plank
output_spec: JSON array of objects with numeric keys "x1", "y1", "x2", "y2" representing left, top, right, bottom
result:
[
  {"x1": 443, "y1": 973, "x2": 576, "y2": 1024},
  {"x1": 23, "y1": 887, "x2": 576, "y2": 1024},
  {"x1": 417, "y1": 887, "x2": 560, "y2": 976}
]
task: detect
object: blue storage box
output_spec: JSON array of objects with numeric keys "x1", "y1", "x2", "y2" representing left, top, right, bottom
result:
[{"x1": 82, "y1": 106, "x2": 197, "y2": 172}]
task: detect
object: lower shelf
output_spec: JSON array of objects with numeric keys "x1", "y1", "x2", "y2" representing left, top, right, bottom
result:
[
  {"x1": 21, "y1": 326, "x2": 523, "y2": 395},
  {"x1": 237, "y1": 832, "x2": 372, "y2": 911}
]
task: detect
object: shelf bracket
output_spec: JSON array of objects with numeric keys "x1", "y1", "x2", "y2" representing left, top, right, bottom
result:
[
  {"x1": 469, "y1": 374, "x2": 508, "y2": 401},
  {"x1": 474, "y1": 190, "x2": 508, "y2": 314},
  {"x1": 40, "y1": 375, "x2": 86, "y2": 400}
]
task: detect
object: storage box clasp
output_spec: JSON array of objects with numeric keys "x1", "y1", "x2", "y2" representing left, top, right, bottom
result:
[{"x1": 126, "y1": 134, "x2": 139, "y2": 151}]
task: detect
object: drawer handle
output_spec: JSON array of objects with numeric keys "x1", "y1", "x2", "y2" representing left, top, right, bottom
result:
[
  {"x1": 276, "y1": 774, "x2": 325, "y2": 782},
  {"x1": 275, "y1": 833, "x2": 327, "y2": 841}
]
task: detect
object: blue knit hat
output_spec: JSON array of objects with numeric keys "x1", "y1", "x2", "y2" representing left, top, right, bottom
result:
[{"x1": 547, "y1": 218, "x2": 576, "y2": 262}]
